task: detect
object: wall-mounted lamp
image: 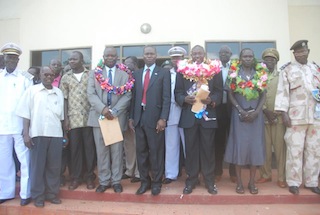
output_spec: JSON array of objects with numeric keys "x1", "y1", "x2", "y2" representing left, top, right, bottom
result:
[{"x1": 140, "y1": 23, "x2": 152, "y2": 34}]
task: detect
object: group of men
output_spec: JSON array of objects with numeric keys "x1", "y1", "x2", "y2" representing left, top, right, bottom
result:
[{"x1": 0, "y1": 39, "x2": 319, "y2": 208}]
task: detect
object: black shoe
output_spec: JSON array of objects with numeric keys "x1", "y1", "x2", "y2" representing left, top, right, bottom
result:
[
  {"x1": 20, "y1": 198, "x2": 31, "y2": 206},
  {"x1": 130, "y1": 177, "x2": 141, "y2": 183},
  {"x1": 122, "y1": 174, "x2": 131, "y2": 180},
  {"x1": 95, "y1": 184, "x2": 111, "y2": 193},
  {"x1": 86, "y1": 179, "x2": 96, "y2": 190},
  {"x1": 289, "y1": 186, "x2": 299, "y2": 195},
  {"x1": 34, "y1": 199, "x2": 45, "y2": 208},
  {"x1": 207, "y1": 185, "x2": 218, "y2": 195},
  {"x1": 47, "y1": 198, "x2": 61, "y2": 204},
  {"x1": 162, "y1": 178, "x2": 174, "y2": 184},
  {"x1": 304, "y1": 186, "x2": 320, "y2": 195},
  {"x1": 136, "y1": 184, "x2": 151, "y2": 195},
  {"x1": 0, "y1": 198, "x2": 14, "y2": 204},
  {"x1": 151, "y1": 186, "x2": 161, "y2": 196},
  {"x1": 113, "y1": 184, "x2": 123, "y2": 193},
  {"x1": 183, "y1": 185, "x2": 195, "y2": 194},
  {"x1": 68, "y1": 180, "x2": 81, "y2": 190}
]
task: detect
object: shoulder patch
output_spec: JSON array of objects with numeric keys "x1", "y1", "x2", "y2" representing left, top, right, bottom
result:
[
  {"x1": 279, "y1": 62, "x2": 291, "y2": 70},
  {"x1": 312, "y1": 61, "x2": 320, "y2": 70}
]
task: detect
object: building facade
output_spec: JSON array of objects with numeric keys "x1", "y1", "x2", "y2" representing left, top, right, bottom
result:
[{"x1": 0, "y1": 0, "x2": 319, "y2": 70}]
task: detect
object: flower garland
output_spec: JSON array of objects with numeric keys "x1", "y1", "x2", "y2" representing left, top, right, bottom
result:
[
  {"x1": 94, "y1": 59, "x2": 134, "y2": 95},
  {"x1": 228, "y1": 59, "x2": 269, "y2": 101},
  {"x1": 177, "y1": 58, "x2": 222, "y2": 83}
]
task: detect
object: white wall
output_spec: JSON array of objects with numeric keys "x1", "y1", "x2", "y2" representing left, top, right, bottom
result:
[{"x1": 1, "y1": 0, "x2": 293, "y2": 69}]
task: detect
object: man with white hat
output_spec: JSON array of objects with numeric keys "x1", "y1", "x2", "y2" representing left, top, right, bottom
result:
[
  {"x1": 162, "y1": 46, "x2": 187, "y2": 184},
  {"x1": 0, "y1": 42, "x2": 33, "y2": 205}
]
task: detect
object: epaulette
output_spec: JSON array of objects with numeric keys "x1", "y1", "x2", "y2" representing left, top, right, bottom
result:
[
  {"x1": 279, "y1": 62, "x2": 291, "y2": 70},
  {"x1": 312, "y1": 61, "x2": 320, "y2": 70},
  {"x1": 20, "y1": 70, "x2": 34, "y2": 80}
]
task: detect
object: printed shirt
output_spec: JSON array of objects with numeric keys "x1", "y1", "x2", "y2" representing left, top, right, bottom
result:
[
  {"x1": 59, "y1": 68, "x2": 91, "y2": 129},
  {"x1": 16, "y1": 83, "x2": 64, "y2": 138},
  {"x1": 274, "y1": 61, "x2": 320, "y2": 125},
  {"x1": 0, "y1": 69, "x2": 33, "y2": 134}
]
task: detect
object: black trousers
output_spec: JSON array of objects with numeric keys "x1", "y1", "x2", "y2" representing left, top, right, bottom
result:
[
  {"x1": 214, "y1": 104, "x2": 236, "y2": 177},
  {"x1": 135, "y1": 113, "x2": 165, "y2": 188},
  {"x1": 69, "y1": 127, "x2": 96, "y2": 181},
  {"x1": 30, "y1": 137, "x2": 62, "y2": 201},
  {"x1": 184, "y1": 120, "x2": 216, "y2": 187}
]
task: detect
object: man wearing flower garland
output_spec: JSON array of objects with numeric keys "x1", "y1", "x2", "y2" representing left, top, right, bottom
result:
[
  {"x1": 275, "y1": 40, "x2": 320, "y2": 195},
  {"x1": 87, "y1": 47, "x2": 132, "y2": 193},
  {"x1": 129, "y1": 45, "x2": 171, "y2": 196},
  {"x1": 256, "y1": 48, "x2": 287, "y2": 188},
  {"x1": 175, "y1": 45, "x2": 223, "y2": 195}
]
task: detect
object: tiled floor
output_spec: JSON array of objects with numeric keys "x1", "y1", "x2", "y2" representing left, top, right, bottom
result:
[{"x1": 1, "y1": 169, "x2": 319, "y2": 214}]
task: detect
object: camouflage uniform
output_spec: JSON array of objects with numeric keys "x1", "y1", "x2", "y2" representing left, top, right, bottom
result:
[{"x1": 275, "y1": 61, "x2": 320, "y2": 187}]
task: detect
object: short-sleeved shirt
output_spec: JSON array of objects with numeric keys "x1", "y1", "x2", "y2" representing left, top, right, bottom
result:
[
  {"x1": 0, "y1": 68, "x2": 33, "y2": 135},
  {"x1": 16, "y1": 83, "x2": 64, "y2": 138},
  {"x1": 59, "y1": 69, "x2": 91, "y2": 129}
]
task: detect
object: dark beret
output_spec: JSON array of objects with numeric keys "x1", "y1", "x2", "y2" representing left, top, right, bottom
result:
[{"x1": 290, "y1": 40, "x2": 308, "y2": 51}]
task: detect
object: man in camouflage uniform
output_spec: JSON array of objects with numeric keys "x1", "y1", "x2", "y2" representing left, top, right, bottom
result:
[{"x1": 275, "y1": 40, "x2": 320, "y2": 195}]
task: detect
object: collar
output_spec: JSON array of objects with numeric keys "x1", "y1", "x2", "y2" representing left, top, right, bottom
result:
[
  {"x1": 144, "y1": 64, "x2": 155, "y2": 72},
  {"x1": 3, "y1": 68, "x2": 19, "y2": 76}
]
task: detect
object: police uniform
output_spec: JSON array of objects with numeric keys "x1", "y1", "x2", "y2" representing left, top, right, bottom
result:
[
  {"x1": 163, "y1": 47, "x2": 186, "y2": 183},
  {"x1": 258, "y1": 48, "x2": 286, "y2": 187},
  {"x1": 275, "y1": 40, "x2": 320, "y2": 194},
  {"x1": 0, "y1": 43, "x2": 32, "y2": 204}
]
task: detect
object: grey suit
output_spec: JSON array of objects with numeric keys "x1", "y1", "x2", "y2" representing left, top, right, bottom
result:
[
  {"x1": 129, "y1": 65, "x2": 171, "y2": 187},
  {"x1": 87, "y1": 67, "x2": 132, "y2": 186}
]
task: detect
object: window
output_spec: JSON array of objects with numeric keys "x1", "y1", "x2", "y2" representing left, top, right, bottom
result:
[
  {"x1": 205, "y1": 41, "x2": 276, "y2": 60},
  {"x1": 31, "y1": 47, "x2": 92, "y2": 69},
  {"x1": 110, "y1": 43, "x2": 190, "y2": 69}
]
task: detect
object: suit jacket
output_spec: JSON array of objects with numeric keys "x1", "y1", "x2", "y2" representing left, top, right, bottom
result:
[
  {"x1": 216, "y1": 71, "x2": 232, "y2": 120},
  {"x1": 87, "y1": 67, "x2": 132, "y2": 131},
  {"x1": 129, "y1": 65, "x2": 171, "y2": 128},
  {"x1": 174, "y1": 72, "x2": 223, "y2": 129}
]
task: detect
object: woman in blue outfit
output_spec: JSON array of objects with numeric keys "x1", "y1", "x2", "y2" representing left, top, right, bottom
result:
[{"x1": 224, "y1": 48, "x2": 267, "y2": 194}]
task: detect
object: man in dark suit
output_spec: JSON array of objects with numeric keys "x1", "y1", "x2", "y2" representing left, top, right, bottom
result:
[
  {"x1": 214, "y1": 46, "x2": 236, "y2": 183},
  {"x1": 129, "y1": 46, "x2": 171, "y2": 196},
  {"x1": 175, "y1": 45, "x2": 223, "y2": 195}
]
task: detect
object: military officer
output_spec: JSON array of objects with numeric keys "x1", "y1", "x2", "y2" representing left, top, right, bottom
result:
[
  {"x1": 257, "y1": 48, "x2": 287, "y2": 188},
  {"x1": 274, "y1": 40, "x2": 320, "y2": 195}
]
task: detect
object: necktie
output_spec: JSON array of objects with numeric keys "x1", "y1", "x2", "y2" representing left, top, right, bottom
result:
[
  {"x1": 142, "y1": 68, "x2": 150, "y2": 105},
  {"x1": 107, "y1": 69, "x2": 112, "y2": 106}
]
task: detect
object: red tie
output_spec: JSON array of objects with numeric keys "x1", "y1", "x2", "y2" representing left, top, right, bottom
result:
[{"x1": 142, "y1": 68, "x2": 150, "y2": 105}]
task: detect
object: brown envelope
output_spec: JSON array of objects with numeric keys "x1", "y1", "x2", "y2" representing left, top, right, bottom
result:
[
  {"x1": 98, "y1": 117, "x2": 123, "y2": 146},
  {"x1": 191, "y1": 85, "x2": 210, "y2": 113}
]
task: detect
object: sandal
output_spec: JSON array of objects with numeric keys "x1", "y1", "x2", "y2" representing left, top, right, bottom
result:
[
  {"x1": 236, "y1": 184, "x2": 245, "y2": 194},
  {"x1": 248, "y1": 183, "x2": 258, "y2": 194}
]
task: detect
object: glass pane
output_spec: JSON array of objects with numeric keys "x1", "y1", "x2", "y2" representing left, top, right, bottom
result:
[
  {"x1": 241, "y1": 42, "x2": 276, "y2": 59},
  {"x1": 206, "y1": 42, "x2": 240, "y2": 59},
  {"x1": 41, "y1": 50, "x2": 59, "y2": 66},
  {"x1": 123, "y1": 46, "x2": 144, "y2": 58},
  {"x1": 61, "y1": 48, "x2": 92, "y2": 66},
  {"x1": 154, "y1": 45, "x2": 172, "y2": 57}
]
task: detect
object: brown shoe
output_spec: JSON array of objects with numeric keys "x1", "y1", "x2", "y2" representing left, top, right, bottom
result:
[
  {"x1": 256, "y1": 177, "x2": 271, "y2": 183},
  {"x1": 87, "y1": 180, "x2": 96, "y2": 190},
  {"x1": 230, "y1": 176, "x2": 237, "y2": 183},
  {"x1": 215, "y1": 175, "x2": 222, "y2": 182},
  {"x1": 68, "y1": 180, "x2": 81, "y2": 190},
  {"x1": 277, "y1": 181, "x2": 287, "y2": 188}
]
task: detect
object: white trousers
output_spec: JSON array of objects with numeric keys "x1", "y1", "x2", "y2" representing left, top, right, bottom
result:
[
  {"x1": 0, "y1": 134, "x2": 31, "y2": 199},
  {"x1": 164, "y1": 125, "x2": 185, "y2": 179}
]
